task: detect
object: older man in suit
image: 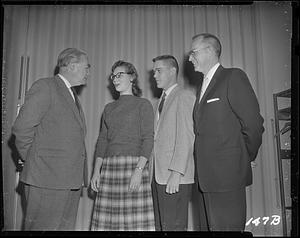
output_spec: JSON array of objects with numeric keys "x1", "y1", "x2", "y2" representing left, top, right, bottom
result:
[
  {"x1": 150, "y1": 55, "x2": 195, "y2": 231},
  {"x1": 12, "y1": 48, "x2": 90, "y2": 230},
  {"x1": 189, "y1": 33, "x2": 264, "y2": 231}
]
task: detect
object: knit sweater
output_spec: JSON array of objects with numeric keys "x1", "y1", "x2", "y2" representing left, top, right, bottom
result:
[{"x1": 95, "y1": 95, "x2": 154, "y2": 160}]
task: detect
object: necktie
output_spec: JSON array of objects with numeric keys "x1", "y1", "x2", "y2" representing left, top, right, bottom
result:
[
  {"x1": 158, "y1": 92, "x2": 166, "y2": 115},
  {"x1": 71, "y1": 87, "x2": 80, "y2": 112}
]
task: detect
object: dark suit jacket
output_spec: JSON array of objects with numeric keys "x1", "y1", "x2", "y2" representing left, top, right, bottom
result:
[
  {"x1": 193, "y1": 65, "x2": 264, "y2": 192},
  {"x1": 12, "y1": 75, "x2": 88, "y2": 189}
]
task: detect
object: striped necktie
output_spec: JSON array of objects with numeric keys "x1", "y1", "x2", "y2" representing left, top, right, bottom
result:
[
  {"x1": 71, "y1": 87, "x2": 80, "y2": 111},
  {"x1": 158, "y1": 92, "x2": 166, "y2": 115}
]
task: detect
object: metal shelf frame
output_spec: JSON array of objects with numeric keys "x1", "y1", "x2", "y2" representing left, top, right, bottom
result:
[{"x1": 273, "y1": 88, "x2": 291, "y2": 237}]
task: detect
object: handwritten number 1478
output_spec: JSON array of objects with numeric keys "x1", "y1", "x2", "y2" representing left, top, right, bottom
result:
[{"x1": 246, "y1": 215, "x2": 280, "y2": 226}]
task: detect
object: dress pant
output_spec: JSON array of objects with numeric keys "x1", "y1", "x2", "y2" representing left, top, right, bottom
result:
[
  {"x1": 195, "y1": 185, "x2": 209, "y2": 231},
  {"x1": 201, "y1": 187, "x2": 246, "y2": 231},
  {"x1": 23, "y1": 184, "x2": 81, "y2": 230},
  {"x1": 151, "y1": 179, "x2": 192, "y2": 231}
]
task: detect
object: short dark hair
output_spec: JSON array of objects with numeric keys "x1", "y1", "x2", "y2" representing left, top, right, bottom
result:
[
  {"x1": 111, "y1": 60, "x2": 142, "y2": 97},
  {"x1": 152, "y1": 55, "x2": 179, "y2": 76},
  {"x1": 192, "y1": 33, "x2": 222, "y2": 58},
  {"x1": 57, "y1": 48, "x2": 87, "y2": 68}
]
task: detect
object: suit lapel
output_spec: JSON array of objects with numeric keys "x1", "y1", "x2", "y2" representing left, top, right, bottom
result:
[
  {"x1": 155, "y1": 85, "x2": 180, "y2": 136},
  {"x1": 75, "y1": 94, "x2": 87, "y2": 136},
  {"x1": 197, "y1": 65, "x2": 224, "y2": 111},
  {"x1": 193, "y1": 84, "x2": 202, "y2": 119},
  {"x1": 54, "y1": 75, "x2": 85, "y2": 131},
  {"x1": 154, "y1": 102, "x2": 159, "y2": 132}
]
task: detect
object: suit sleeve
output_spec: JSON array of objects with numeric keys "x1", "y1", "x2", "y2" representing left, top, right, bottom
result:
[
  {"x1": 12, "y1": 79, "x2": 51, "y2": 160},
  {"x1": 227, "y1": 69, "x2": 265, "y2": 161},
  {"x1": 169, "y1": 91, "x2": 195, "y2": 174}
]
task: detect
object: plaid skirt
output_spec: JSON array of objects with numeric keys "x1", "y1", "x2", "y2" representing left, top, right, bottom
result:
[{"x1": 90, "y1": 155, "x2": 155, "y2": 231}]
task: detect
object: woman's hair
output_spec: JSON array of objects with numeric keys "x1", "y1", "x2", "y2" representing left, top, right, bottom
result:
[{"x1": 111, "y1": 60, "x2": 142, "y2": 97}]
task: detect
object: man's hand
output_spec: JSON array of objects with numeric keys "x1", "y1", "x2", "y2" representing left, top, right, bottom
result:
[{"x1": 166, "y1": 171, "x2": 181, "y2": 194}]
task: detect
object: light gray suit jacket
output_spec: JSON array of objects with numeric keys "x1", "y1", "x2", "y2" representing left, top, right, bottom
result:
[
  {"x1": 12, "y1": 75, "x2": 88, "y2": 189},
  {"x1": 150, "y1": 85, "x2": 195, "y2": 185}
]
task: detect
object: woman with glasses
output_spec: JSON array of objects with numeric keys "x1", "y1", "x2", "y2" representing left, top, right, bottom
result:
[{"x1": 90, "y1": 60, "x2": 155, "y2": 231}]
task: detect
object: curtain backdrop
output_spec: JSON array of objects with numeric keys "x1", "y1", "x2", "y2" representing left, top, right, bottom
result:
[{"x1": 2, "y1": 3, "x2": 292, "y2": 235}]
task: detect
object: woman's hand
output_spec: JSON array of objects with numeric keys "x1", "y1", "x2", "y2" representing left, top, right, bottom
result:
[
  {"x1": 128, "y1": 168, "x2": 143, "y2": 192},
  {"x1": 91, "y1": 157, "x2": 103, "y2": 192},
  {"x1": 90, "y1": 172, "x2": 101, "y2": 192}
]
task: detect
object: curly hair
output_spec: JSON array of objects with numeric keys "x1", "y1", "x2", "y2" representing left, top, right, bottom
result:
[{"x1": 111, "y1": 60, "x2": 142, "y2": 97}]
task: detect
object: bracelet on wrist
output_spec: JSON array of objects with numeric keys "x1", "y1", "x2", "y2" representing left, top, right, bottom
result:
[{"x1": 135, "y1": 166, "x2": 143, "y2": 171}]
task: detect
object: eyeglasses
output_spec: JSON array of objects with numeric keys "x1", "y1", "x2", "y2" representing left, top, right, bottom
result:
[
  {"x1": 188, "y1": 46, "x2": 209, "y2": 57},
  {"x1": 110, "y1": 72, "x2": 131, "y2": 80}
]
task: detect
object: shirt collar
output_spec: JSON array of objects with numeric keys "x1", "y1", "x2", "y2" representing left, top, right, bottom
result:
[
  {"x1": 204, "y1": 62, "x2": 220, "y2": 81},
  {"x1": 163, "y1": 83, "x2": 178, "y2": 98},
  {"x1": 58, "y1": 74, "x2": 72, "y2": 89}
]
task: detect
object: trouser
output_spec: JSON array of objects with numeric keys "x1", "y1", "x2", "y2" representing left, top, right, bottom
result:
[
  {"x1": 201, "y1": 187, "x2": 246, "y2": 231},
  {"x1": 23, "y1": 184, "x2": 81, "y2": 230},
  {"x1": 195, "y1": 185, "x2": 209, "y2": 231},
  {"x1": 151, "y1": 179, "x2": 192, "y2": 231}
]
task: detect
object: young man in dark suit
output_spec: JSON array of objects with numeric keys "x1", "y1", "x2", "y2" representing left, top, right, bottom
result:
[
  {"x1": 189, "y1": 33, "x2": 264, "y2": 231},
  {"x1": 12, "y1": 48, "x2": 90, "y2": 230}
]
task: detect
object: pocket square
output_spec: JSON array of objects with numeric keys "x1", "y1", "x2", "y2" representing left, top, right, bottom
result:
[{"x1": 207, "y1": 98, "x2": 220, "y2": 103}]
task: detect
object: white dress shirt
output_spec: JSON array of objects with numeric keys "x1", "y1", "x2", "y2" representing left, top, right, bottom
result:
[
  {"x1": 199, "y1": 62, "x2": 220, "y2": 102},
  {"x1": 58, "y1": 74, "x2": 75, "y2": 101}
]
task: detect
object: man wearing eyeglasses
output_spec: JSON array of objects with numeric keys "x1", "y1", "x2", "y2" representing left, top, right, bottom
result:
[
  {"x1": 189, "y1": 33, "x2": 264, "y2": 231},
  {"x1": 150, "y1": 55, "x2": 195, "y2": 231},
  {"x1": 12, "y1": 48, "x2": 90, "y2": 230}
]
